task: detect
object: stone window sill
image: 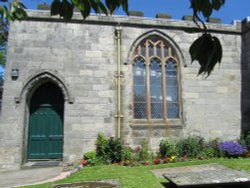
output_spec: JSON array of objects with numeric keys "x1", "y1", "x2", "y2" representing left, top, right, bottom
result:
[{"x1": 130, "y1": 119, "x2": 183, "y2": 129}]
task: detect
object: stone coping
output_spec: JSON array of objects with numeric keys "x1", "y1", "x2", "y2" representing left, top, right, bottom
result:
[{"x1": 24, "y1": 10, "x2": 242, "y2": 34}]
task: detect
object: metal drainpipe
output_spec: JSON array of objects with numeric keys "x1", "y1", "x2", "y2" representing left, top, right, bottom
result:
[{"x1": 115, "y1": 26, "x2": 122, "y2": 138}]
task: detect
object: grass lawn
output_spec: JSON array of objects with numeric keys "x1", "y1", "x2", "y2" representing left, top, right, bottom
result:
[{"x1": 23, "y1": 158, "x2": 250, "y2": 188}]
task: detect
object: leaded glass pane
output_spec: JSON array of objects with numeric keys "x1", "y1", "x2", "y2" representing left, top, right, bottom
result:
[
  {"x1": 166, "y1": 60, "x2": 177, "y2": 76},
  {"x1": 167, "y1": 102, "x2": 179, "y2": 118},
  {"x1": 134, "y1": 59, "x2": 147, "y2": 119},
  {"x1": 164, "y1": 47, "x2": 169, "y2": 57},
  {"x1": 149, "y1": 45, "x2": 154, "y2": 57},
  {"x1": 165, "y1": 59, "x2": 179, "y2": 118},
  {"x1": 141, "y1": 45, "x2": 146, "y2": 57},
  {"x1": 166, "y1": 86, "x2": 178, "y2": 102},
  {"x1": 134, "y1": 86, "x2": 146, "y2": 102},
  {"x1": 150, "y1": 60, "x2": 163, "y2": 119},
  {"x1": 156, "y1": 45, "x2": 161, "y2": 58},
  {"x1": 134, "y1": 103, "x2": 147, "y2": 119},
  {"x1": 151, "y1": 103, "x2": 163, "y2": 119}
]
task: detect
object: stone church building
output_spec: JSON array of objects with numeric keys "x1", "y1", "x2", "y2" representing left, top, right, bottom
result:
[{"x1": 0, "y1": 10, "x2": 250, "y2": 170}]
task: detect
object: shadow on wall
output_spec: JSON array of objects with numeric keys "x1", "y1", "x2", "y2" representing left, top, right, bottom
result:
[
  {"x1": 0, "y1": 67, "x2": 4, "y2": 114},
  {"x1": 241, "y1": 19, "x2": 250, "y2": 134}
]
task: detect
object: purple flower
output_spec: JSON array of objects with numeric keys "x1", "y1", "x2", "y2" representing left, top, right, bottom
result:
[{"x1": 218, "y1": 141, "x2": 247, "y2": 157}]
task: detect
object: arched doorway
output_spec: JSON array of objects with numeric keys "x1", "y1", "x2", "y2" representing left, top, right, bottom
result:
[{"x1": 27, "y1": 82, "x2": 64, "y2": 160}]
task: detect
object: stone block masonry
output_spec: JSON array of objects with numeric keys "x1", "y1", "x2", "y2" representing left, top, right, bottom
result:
[{"x1": 0, "y1": 10, "x2": 247, "y2": 170}]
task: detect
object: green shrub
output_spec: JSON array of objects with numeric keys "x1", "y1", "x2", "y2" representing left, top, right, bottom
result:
[
  {"x1": 95, "y1": 133, "x2": 124, "y2": 163},
  {"x1": 95, "y1": 133, "x2": 108, "y2": 161},
  {"x1": 203, "y1": 147, "x2": 216, "y2": 158},
  {"x1": 208, "y1": 138, "x2": 224, "y2": 157},
  {"x1": 159, "y1": 139, "x2": 176, "y2": 157},
  {"x1": 176, "y1": 136, "x2": 205, "y2": 158},
  {"x1": 245, "y1": 134, "x2": 250, "y2": 150},
  {"x1": 197, "y1": 147, "x2": 217, "y2": 159},
  {"x1": 129, "y1": 147, "x2": 141, "y2": 166},
  {"x1": 84, "y1": 151, "x2": 96, "y2": 160},
  {"x1": 83, "y1": 151, "x2": 97, "y2": 165},
  {"x1": 139, "y1": 139, "x2": 150, "y2": 161},
  {"x1": 122, "y1": 147, "x2": 133, "y2": 161},
  {"x1": 105, "y1": 137, "x2": 123, "y2": 163},
  {"x1": 241, "y1": 131, "x2": 250, "y2": 150}
]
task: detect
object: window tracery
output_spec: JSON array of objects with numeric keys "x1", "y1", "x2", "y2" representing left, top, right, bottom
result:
[{"x1": 132, "y1": 35, "x2": 180, "y2": 122}]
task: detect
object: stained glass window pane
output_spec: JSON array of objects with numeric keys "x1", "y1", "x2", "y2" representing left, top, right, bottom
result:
[
  {"x1": 150, "y1": 60, "x2": 163, "y2": 119},
  {"x1": 165, "y1": 60, "x2": 179, "y2": 118},
  {"x1": 134, "y1": 59, "x2": 147, "y2": 119}
]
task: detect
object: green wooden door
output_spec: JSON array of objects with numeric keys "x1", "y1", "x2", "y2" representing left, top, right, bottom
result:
[{"x1": 28, "y1": 82, "x2": 64, "y2": 160}]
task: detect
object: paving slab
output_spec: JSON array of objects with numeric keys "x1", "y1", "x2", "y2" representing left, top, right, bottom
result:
[
  {"x1": 0, "y1": 167, "x2": 64, "y2": 188},
  {"x1": 152, "y1": 164, "x2": 250, "y2": 188}
]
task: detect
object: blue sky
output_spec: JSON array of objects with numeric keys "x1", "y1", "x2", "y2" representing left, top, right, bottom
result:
[{"x1": 21, "y1": 0, "x2": 250, "y2": 24}]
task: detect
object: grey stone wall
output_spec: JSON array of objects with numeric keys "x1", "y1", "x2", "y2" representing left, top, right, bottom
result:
[
  {"x1": 0, "y1": 10, "x2": 245, "y2": 170},
  {"x1": 121, "y1": 26, "x2": 242, "y2": 150}
]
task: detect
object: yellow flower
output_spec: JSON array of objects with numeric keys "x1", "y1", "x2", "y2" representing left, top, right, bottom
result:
[{"x1": 170, "y1": 156, "x2": 176, "y2": 162}]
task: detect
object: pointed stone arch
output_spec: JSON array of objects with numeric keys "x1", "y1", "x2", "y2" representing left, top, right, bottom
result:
[
  {"x1": 127, "y1": 30, "x2": 186, "y2": 67},
  {"x1": 15, "y1": 70, "x2": 74, "y2": 104}
]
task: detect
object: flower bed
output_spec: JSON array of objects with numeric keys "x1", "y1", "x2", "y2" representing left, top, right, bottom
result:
[{"x1": 80, "y1": 133, "x2": 250, "y2": 167}]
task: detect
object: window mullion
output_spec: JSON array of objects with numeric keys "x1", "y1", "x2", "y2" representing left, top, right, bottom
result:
[
  {"x1": 145, "y1": 40, "x2": 151, "y2": 122},
  {"x1": 169, "y1": 47, "x2": 172, "y2": 57},
  {"x1": 137, "y1": 46, "x2": 140, "y2": 55},
  {"x1": 176, "y1": 60, "x2": 181, "y2": 119},
  {"x1": 153, "y1": 43, "x2": 157, "y2": 56},
  {"x1": 161, "y1": 42, "x2": 167, "y2": 122}
]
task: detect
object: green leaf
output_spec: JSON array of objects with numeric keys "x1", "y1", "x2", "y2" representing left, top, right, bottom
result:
[
  {"x1": 189, "y1": 34, "x2": 207, "y2": 62},
  {"x1": 51, "y1": 0, "x2": 61, "y2": 16},
  {"x1": 0, "y1": 6, "x2": 4, "y2": 16},
  {"x1": 105, "y1": 0, "x2": 117, "y2": 14},
  {"x1": 189, "y1": 33, "x2": 223, "y2": 76},
  {"x1": 91, "y1": 0, "x2": 108, "y2": 15},
  {"x1": 17, "y1": 2, "x2": 27, "y2": 9},
  {"x1": 212, "y1": 0, "x2": 225, "y2": 11},
  {"x1": 77, "y1": 1, "x2": 85, "y2": 11},
  {"x1": 13, "y1": 8, "x2": 27, "y2": 20},
  {"x1": 96, "y1": 1, "x2": 108, "y2": 15},
  {"x1": 3, "y1": 6, "x2": 10, "y2": 22},
  {"x1": 71, "y1": 0, "x2": 79, "y2": 6},
  {"x1": 121, "y1": 0, "x2": 128, "y2": 14},
  {"x1": 10, "y1": 3, "x2": 16, "y2": 14},
  {"x1": 204, "y1": 36, "x2": 223, "y2": 76},
  {"x1": 61, "y1": 0, "x2": 74, "y2": 21},
  {"x1": 200, "y1": 0, "x2": 212, "y2": 18},
  {"x1": 80, "y1": 0, "x2": 91, "y2": 19},
  {"x1": 213, "y1": 36, "x2": 223, "y2": 63},
  {"x1": 89, "y1": 0, "x2": 99, "y2": 13},
  {"x1": 193, "y1": 0, "x2": 203, "y2": 12}
]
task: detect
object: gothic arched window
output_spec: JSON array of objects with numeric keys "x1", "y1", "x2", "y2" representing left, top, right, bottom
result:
[{"x1": 132, "y1": 36, "x2": 180, "y2": 121}]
